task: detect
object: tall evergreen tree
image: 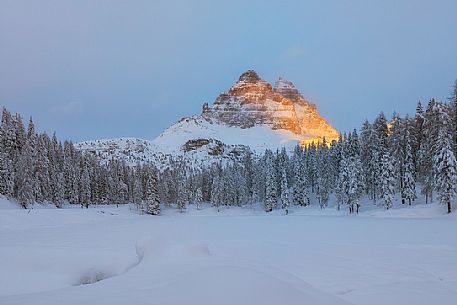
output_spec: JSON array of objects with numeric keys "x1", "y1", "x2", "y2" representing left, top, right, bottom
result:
[
  {"x1": 292, "y1": 150, "x2": 309, "y2": 207},
  {"x1": 420, "y1": 99, "x2": 440, "y2": 203},
  {"x1": 15, "y1": 140, "x2": 33, "y2": 208},
  {"x1": 401, "y1": 118, "x2": 416, "y2": 205},
  {"x1": 280, "y1": 168, "x2": 289, "y2": 214},
  {"x1": 264, "y1": 149, "x2": 277, "y2": 212},
  {"x1": 194, "y1": 187, "x2": 203, "y2": 210},
  {"x1": 177, "y1": 176, "x2": 188, "y2": 212},
  {"x1": 145, "y1": 173, "x2": 161, "y2": 215},
  {"x1": 79, "y1": 160, "x2": 91, "y2": 208},
  {"x1": 433, "y1": 107, "x2": 457, "y2": 214},
  {"x1": 380, "y1": 152, "x2": 395, "y2": 209}
]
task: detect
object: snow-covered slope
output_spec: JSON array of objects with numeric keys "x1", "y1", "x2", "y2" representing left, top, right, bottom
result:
[
  {"x1": 76, "y1": 70, "x2": 339, "y2": 166},
  {"x1": 152, "y1": 115, "x2": 304, "y2": 154}
]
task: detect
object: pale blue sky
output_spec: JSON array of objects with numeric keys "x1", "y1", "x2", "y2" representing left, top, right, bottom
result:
[{"x1": 1, "y1": 0, "x2": 456, "y2": 141}]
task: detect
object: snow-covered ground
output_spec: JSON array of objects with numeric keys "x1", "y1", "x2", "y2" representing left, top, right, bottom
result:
[{"x1": 1, "y1": 197, "x2": 456, "y2": 305}]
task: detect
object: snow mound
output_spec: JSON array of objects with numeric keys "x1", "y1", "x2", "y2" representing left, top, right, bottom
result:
[
  {"x1": 76, "y1": 267, "x2": 116, "y2": 286},
  {"x1": 135, "y1": 237, "x2": 211, "y2": 264}
]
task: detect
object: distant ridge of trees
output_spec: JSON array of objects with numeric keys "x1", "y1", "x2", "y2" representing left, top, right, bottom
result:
[{"x1": 1, "y1": 80, "x2": 456, "y2": 214}]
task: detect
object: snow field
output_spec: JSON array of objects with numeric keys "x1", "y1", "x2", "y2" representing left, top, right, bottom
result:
[{"x1": 0, "y1": 198, "x2": 456, "y2": 305}]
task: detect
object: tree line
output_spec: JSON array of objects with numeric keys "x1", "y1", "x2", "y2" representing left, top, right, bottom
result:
[
  {"x1": 0, "y1": 108, "x2": 159, "y2": 214},
  {"x1": 1, "y1": 81, "x2": 456, "y2": 214}
]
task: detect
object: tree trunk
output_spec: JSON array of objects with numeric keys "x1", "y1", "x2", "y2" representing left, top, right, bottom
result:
[{"x1": 448, "y1": 201, "x2": 452, "y2": 214}]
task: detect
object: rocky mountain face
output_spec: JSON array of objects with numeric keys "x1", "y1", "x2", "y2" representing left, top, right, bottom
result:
[
  {"x1": 76, "y1": 70, "x2": 338, "y2": 168},
  {"x1": 202, "y1": 70, "x2": 338, "y2": 144}
]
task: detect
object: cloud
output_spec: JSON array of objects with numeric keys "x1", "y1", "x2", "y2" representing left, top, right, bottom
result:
[
  {"x1": 49, "y1": 101, "x2": 84, "y2": 116},
  {"x1": 279, "y1": 45, "x2": 306, "y2": 62}
]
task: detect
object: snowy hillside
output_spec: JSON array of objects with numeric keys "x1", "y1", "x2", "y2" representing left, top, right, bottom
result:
[
  {"x1": 75, "y1": 136, "x2": 251, "y2": 168},
  {"x1": 152, "y1": 115, "x2": 304, "y2": 154},
  {"x1": 1, "y1": 197, "x2": 456, "y2": 305}
]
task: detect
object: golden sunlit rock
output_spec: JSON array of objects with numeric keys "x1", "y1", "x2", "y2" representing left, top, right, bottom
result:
[{"x1": 203, "y1": 70, "x2": 339, "y2": 145}]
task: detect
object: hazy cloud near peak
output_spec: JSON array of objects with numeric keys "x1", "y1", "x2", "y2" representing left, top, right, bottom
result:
[{"x1": 49, "y1": 101, "x2": 84, "y2": 117}]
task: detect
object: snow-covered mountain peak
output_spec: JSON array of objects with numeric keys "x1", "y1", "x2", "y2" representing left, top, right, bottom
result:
[
  {"x1": 76, "y1": 71, "x2": 339, "y2": 168},
  {"x1": 237, "y1": 69, "x2": 261, "y2": 83},
  {"x1": 273, "y1": 77, "x2": 304, "y2": 101}
]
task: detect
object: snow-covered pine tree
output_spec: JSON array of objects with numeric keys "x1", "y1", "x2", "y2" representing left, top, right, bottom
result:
[
  {"x1": 433, "y1": 107, "x2": 457, "y2": 214},
  {"x1": 242, "y1": 150, "x2": 254, "y2": 200},
  {"x1": 380, "y1": 151, "x2": 395, "y2": 209},
  {"x1": 413, "y1": 101, "x2": 425, "y2": 177},
  {"x1": 194, "y1": 187, "x2": 203, "y2": 210},
  {"x1": 0, "y1": 110, "x2": 15, "y2": 196},
  {"x1": 224, "y1": 166, "x2": 237, "y2": 206},
  {"x1": 36, "y1": 134, "x2": 53, "y2": 202},
  {"x1": 451, "y1": 80, "x2": 457, "y2": 156},
  {"x1": 15, "y1": 140, "x2": 33, "y2": 208},
  {"x1": 145, "y1": 172, "x2": 160, "y2": 215},
  {"x1": 133, "y1": 174, "x2": 143, "y2": 210},
  {"x1": 280, "y1": 167, "x2": 289, "y2": 215},
  {"x1": 176, "y1": 175, "x2": 187, "y2": 212},
  {"x1": 53, "y1": 172, "x2": 65, "y2": 208},
  {"x1": 64, "y1": 141, "x2": 80, "y2": 204},
  {"x1": 373, "y1": 112, "x2": 389, "y2": 200},
  {"x1": 264, "y1": 149, "x2": 277, "y2": 212},
  {"x1": 79, "y1": 159, "x2": 91, "y2": 208},
  {"x1": 211, "y1": 173, "x2": 223, "y2": 212},
  {"x1": 347, "y1": 155, "x2": 364, "y2": 214},
  {"x1": 306, "y1": 143, "x2": 317, "y2": 193},
  {"x1": 50, "y1": 133, "x2": 65, "y2": 207},
  {"x1": 13, "y1": 113, "x2": 26, "y2": 157},
  {"x1": 360, "y1": 120, "x2": 372, "y2": 197},
  {"x1": 389, "y1": 113, "x2": 405, "y2": 193},
  {"x1": 336, "y1": 153, "x2": 349, "y2": 211},
  {"x1": 329, "y1": 134, "x2": 343, "y2": 191},
  {"x1": 420, "y1": 99, "x2": 440, "y2": 203},
  {"x1": 401, "y1": 117, "x2": 416, "y2": 205},
  {"x1": 0, "y1": 146, "x2": 10, "y2": 195},
  {"x1": 292, "y1": 150, "x2": 309, "y2": 207},
  {"x1": 316, "y1": 141, "x2": 331, "y2": 209}
]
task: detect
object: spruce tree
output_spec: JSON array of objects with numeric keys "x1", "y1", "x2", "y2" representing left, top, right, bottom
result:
[
  {"x1": 79, "y1": 160, "x2": 91, "y2": 208},
  {"x1": 336, "y1": 154, "x2": 349, "y2": 211},
  {"x1": 316, "y1": 142, "x2": 330, "y2": 209},
  {"x1": 451, "y1": 80, "x2": 457, "y2": 156},
  {"x1": 380, "y1": 152, "x2": 395, "y2": 209},
  {"x1": 177, "y1": 177, "x2": 187, "y2": 212},
  {"x1": 53, "y1": 172, "x2": 65, "y2": 208},
  {"x1": 145, "y1": 173, "x2": 160, "y2": 215},
  {"x1": 280, "y1": 168, "x2": 289, "y2": 215},
  {"x1": 292, "y1": 152, "x2": 308, "y2": 207},
  {"x1": 401, "y1": 118, "x2": 416, "y2": 205},
  {"x1": 194, "y1": 187, "x2": 203, "y2": 210},
  {"x1": 413, "y1": 101, "x2": 425, "y2": 176},
  {"x1": 16, "y1": 140, "x2": 33, "y2": 208},
  {"x1": 264, "y1": 150, "x2": 277, "y2": 212},
  {"x1": 420, "y1": 99, "x2": 440, "y2": 203},
  {"x1": 211, "y1": 174, "x2": 223, "y2": 212},
  {"x1": 433, "y1": 110, "x2": 457, "y2": 214}
]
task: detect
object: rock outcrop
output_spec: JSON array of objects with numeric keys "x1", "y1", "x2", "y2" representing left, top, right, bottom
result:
[{"x1": 202, "y1": 70, "x2": 338, "y2": 143}]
